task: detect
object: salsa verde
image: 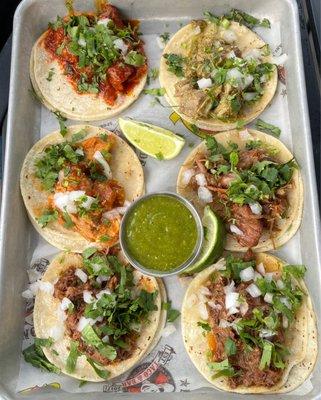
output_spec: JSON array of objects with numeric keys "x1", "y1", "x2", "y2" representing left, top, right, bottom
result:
[{"x1": 124, "y1": 195, "x2": 198, "y2": 271}]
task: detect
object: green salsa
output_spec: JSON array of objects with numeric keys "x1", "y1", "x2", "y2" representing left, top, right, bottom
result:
[{"x1": 124, "y1": 195, "x2": 198, "y2": 271}]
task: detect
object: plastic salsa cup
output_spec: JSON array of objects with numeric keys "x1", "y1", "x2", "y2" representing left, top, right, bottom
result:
[{"x1": 120, "y1": 192, "x2": 204, "y2": 277}]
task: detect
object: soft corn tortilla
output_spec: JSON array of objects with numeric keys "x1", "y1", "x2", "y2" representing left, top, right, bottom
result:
[
  {"x1": 20, "y1": 125, "x2": 144, "y2": 252},
  {"x1": 181, "y1": 253, "x2": 317, "y2": 394},
  {"x1": 177, "y1": 129, "x2": 303, "y2": 252},
  {"x1": 30, "y1": 33, "x2": 147, "y2": 121},
  {"x1": 34, "y1": 252, "x2": 165, "y2": 382},
  {"x1": 159, "y1": 21, "x2": 278, "y2": 132}
]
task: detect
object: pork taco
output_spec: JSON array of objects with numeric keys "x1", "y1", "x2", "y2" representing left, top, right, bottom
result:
[
  {"x1": 159, "y1": 16, "x2": 277, "y2": 131},
  {"x1": 181, "y1": 253, "x2": 317, "y2": 393},
  {"x1": 20, "y1": 125, "x2": 144, "y2": 252},
  {"x1": 177, "y1": 129, "x2": 303, "y2": 252},
  {"x1": 29, "y1": 248, "x2": 166, "y2": 381},
  {"x1": 30, "y1": 3, "x2": 147, "y2": 121}
]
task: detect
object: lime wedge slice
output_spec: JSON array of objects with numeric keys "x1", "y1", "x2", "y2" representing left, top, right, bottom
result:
[
  {"x1": 119, "y1": 118, "x2": 185, "y2": 160},
  {"x1": 182, "y1": 206, "x2": 226, "y2": 275}
]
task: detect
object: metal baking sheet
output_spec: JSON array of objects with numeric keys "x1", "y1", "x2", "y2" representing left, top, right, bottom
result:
[{"x1": 0, "y1": 0, "x2": 320, "y2": 399}]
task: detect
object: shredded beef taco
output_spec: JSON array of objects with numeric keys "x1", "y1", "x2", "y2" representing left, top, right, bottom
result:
[
  {"x1": 177, "y1": 129, "x2": 303, "y2": 252},
  {"x1": 30, "y1": 3, "x2": 147, "y2": 121},
  {"x1": 159, "y1": 17, "x2": 277, "y2": 131},
  {"x1": 20, "y1": 125, "x2": 144, "y2": 252},
  {"x1": 181, "y1": 253, "x2": 317, "y2": 393},
  {"x1": 31, "y1": 248, "x2": 165, "y2": 381}
]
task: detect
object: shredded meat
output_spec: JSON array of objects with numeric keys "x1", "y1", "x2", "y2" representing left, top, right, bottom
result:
[
  {"x1": 99, "y1": 4, "x2": 125, "y2": 28},
  {"x1": 218, "y1": 173, "x2": 237, "y2": 188},
  {"x1": 231, "y1": 204, "x2": 263, "y2": 248},
  {"x1": 108, "y1": 62, "x2": 135, "y2": 91},
  {"x1": 237, "y1": 149, "x2": 266, "y2": 170},
  {"x1": 92, "y1": 179, "x2": 125, "y2": 210}
]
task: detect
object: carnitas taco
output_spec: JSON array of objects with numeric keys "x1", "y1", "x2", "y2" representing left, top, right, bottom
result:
[
  {"x1": 159, "y1": 16, "x2": 277, "y2": 131},
  {"x1": 20, "y1": 125, "x2": 144, "y2": 252},
  {"x1": 27, "y1": 248, "x2": 166, "y2": 381},
  {"x1": 177, "y1": 129, "x2": 303, "y2": 252},
  {"x1": 181, "y1": 253, "x2": 317, "y2": 393},
  {"x1": 30, "y1": 3, "x2": 147, "y2": 121}
]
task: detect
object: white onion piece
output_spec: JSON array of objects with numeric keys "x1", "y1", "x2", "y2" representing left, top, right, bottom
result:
[
  {"x1": 225, "y1": 292, "x2": 240, "y2": 309},
  {"x1": 102, "y1": 335, "x2": 109, "y2": 343},
  {"x1": 253, "y1": 271, "x2": 262, "y2": 281},
  {"x1": 260, "y1": 75, "x2": 267, "y2": 83},
  {"x1": 193, "y1": 25, "x2": 201, "y2": 35},
  {"x1": 77, "y1": 317, "x2": 91, "y2": 332},
  {"x1": 198, "y1": 302, "x2": 209, "y2": 320},
  {"x1": 38, "y1": 281, "x2": 54, "y2": 295},
  {"x1": 214, "y1": 258, "x2": 227, "y2": 271},
  {"x1": 113, "y1": 38, "x2": 128, "y2": 54},
  {"x1": 240, "y1": 266, "x2": 255, "y2": 282},
  {"x1": 182, "y1": 169, "x2": 195, "y2": 186},
  {"x1": 93, "y1": 151, "x2": 112, "y2": 179},
  {"x1": 56, "y1": 307, "x2": 67, "y2": 322},
  {"x1": 224, "y1": 281, "x2": 235, "y2": 294},
  {"x1": 199, "y1": 286, "x2": 211, "y2": 296},
  {"x1": 246, "y1": 283, "x2": 262, "y2": 298},
  {"x1": 75, "y1": 268, "x2": 87, "y2": 283},
  {"x1": 207, "y1": 300, "x2": 222, "y2": 310},
  {"x1": 96, "y1": 289, "x2": 111, "y2": 300},
  {"x1": 264, "y1": 292, "x2": 273, "y2": 304},
  {"x1": 273, "y1": 53, "x2": 288, "y2": 65},
  {"x1": 243, "y1": 75, "x2": 254, "y2": 89},
  {"x1": 54, "y1": 190, "x2": 87, "y2": 214},
  {"x1": 83, "y1": 290, "x2": 95, "y2": 304},
  {"x1": 265, "y1": 272, "x2": 274, "y2": 282},
  {"x1": 243, "y1": 48, "x2": 262, "y2": 61},
  {"x1": 276, "y1": 279, "x2": 285, "y2": 289},
  {"x1": 197, "y1": 78, "x2": 212, "y2": 89},
  {"x1": 259, "y1": 329, "x2": 275, "y2": 339},
  {"x1": 75, "y1": 148, "x2": 84, "y2": 156},
  {"x1": 219, "y1": 319, "x2": 230, "y2": 328},
  {"x1": 283, "y1": 315, "x2": 289, "y2": 329},
  {"x1": 226, "y1": 68, "x2": 243, "y2": 82},
  {"x1": 92, "y1": 263, "x2": 102, "y2": 273},
  {"x1": 230, "y1": 224, "x2": 243, "y2": 236},
  {"x1": 226, "y1": 50, "x2": 236, "y2": 59},
  {"x1": 197, "y1": 186, "x2": 213, "y2": 203},
  {"x1": 60, "y1": 297, "x2": 73, "y2": 311},
  {"x1": 161, "y1": 324, "x2": 177, "y2": 338},
  {"x1": 97, "y1": 18, "x2": 111, "y2": 26},
  {"x1": 96, "y1": 275, "x2": 109, "y2": 285},
  {"x1": 195, "y1": 173, "x2": 207, "y2": 187},
  {"x1": 280, "y1": 297, "x2": 292, "y2": 309},
  {"x1": 256, "y1": 262, "x2": 265, "y2": 275},
  {"x1": 249, "y1": 202, "x2": 262, "y2": 215},
  {"x1": 243, "y1": 92, "x2": 257, "y2": 101},
  {"x1": 221, "y1": 29, "x2": 237, "y2": 43},
  {"x1": 228, "y1": 307, "x2": 239, "y2": 315},
  {"x1": 240, "y1": 301, "x2": 249, "y2": 316},
  {"x1": 78, "y1": 38, "x2": 86, "y2": 47}
]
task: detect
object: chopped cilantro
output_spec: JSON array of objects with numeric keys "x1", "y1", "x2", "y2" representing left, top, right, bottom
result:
[
  {"x1": 36, "y1": 209, "x2": 58, "y2": 227},
  {"x1": 70, "y1": 129, "x2": 88, "y2": 143},
  {"x1": 259, "y1": 341, "x2": 273, "y2": 370},
  {"x1": 23, "y1": 342, "x2": 61, "y2": 374},
  {"x1": 155, "y1": 152, "x2": 164, "y2": 160},
  {"x1": 147, "y1": 67, "x2": 159, "y2": 84},
  {"x1": 224, "y1": 9, "x2": 271, "y2": 29},
  {"x1": 208, "y1": 358, "x2": 236, "y2": 378},
  {"x1": 62, "y1": 210, "x2": 74, "y2": 229},
  {"x1": 197, "y1": 321, "x2": 211, "y2": 331},
  {"x1": 143, "y1": 87, "x2": 166, "y2": 96},
  {"x1": 159, "y1": 32, "x2": 170, "y2": 44},
  {"x1": 162, "y1": 301, "x2": 180, "y2": 322},
  {"x1": 34, "y1": 337, "x2": 54, "y2": 348},
  {"x1": 224, "y1": 337, "x2": 237, "y2": 356},
  {"x1": 124, "y1": 51, "x2": 146, "y2": 66},
  {"x1": 82, "y1": 247, "x2": 98, "y2": 259},
  {"x1": 255, "y1": 119, "x2": 281, "y2": 138},
  {"x1": 66, "y1": 340, "x2": 80, "y2": 373},
  {"x1": 99, "y1": 235, "x2": 110, "y2": 242},
  {"x1": 53, "y1": 111, "x2": 67, "y2": 137},
  {"x1": 46, "y1": 68, "x2": 55, "y2": 82},
  {"x1": 86, "y1": 357, "x2": 110, "y2": 379},
  {"x1": 163, "y1": 53, "x2": 185, "y2": 77}
]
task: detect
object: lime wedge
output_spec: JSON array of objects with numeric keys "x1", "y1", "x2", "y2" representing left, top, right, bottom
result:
[
  {"x1": 182, "y1": 206, "x2": 226, "y2": 275},
  {"x1": 119, "y1": 118, "x2": 185, "y2": 160}
]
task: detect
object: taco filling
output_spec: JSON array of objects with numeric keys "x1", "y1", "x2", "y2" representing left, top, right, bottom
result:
[
  {"x1": 197, "y1": 255, "x2": 306, "y2": 388},
  {"x1": 163, "y1": 18, "x2": 275, "y2": 121},
  {"x1": 42, "y1": 4, "x2": 146, "y2": 106},
  {"x1": 54, "y1": 248, "x2": 158, "y2": 373},
  {"x1": 35, "y1": 131, "x2": 127, "y2": 246},
  {"x1": 182, "y1": 136, "x2": 296, "y2": 248}
]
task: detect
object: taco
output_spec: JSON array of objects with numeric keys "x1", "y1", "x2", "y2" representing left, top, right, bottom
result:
[
  {"x1": 30, "y1": 3, "x2": 147, "y2": 121},
  {"x1": 159, "y1": 18, "x2": 277, "y2": 131},
  {"x1": 31, "y1": 248, "x2": 166, "y2": 381},
  {"x1": 177, "y1": 129, "x2": 303, "y2": 252},
  {"x1": 181, "y1": 253, "x2": 317, "y2": 393},
  {"x1": 20, "y1": 125, "x2": 144, "y2": 252}
]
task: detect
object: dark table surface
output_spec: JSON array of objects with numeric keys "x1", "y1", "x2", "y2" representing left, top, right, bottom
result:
[{"x1": 0, "y1": 0, "x2": 320, "y2": 208}]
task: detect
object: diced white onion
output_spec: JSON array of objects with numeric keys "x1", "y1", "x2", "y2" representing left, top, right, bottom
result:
[
  {"x1": 197, "y1": 186, "x2": 213, "y2": 203},
  {"x1": 58, "y1": 169, "x2": 65, "y2": 182},
  {"x1": 243, "y1": 92, "x2": 257, "y2": 102},
  {"x1": 54, "y1": 190, "x2": 86, "y2": 214},
  {"x1": 239, "y1": 129, "x2": 253, "y2": 141},
  {"x1": 280, "y1": 297, "x2": 292, "y2": 309},
  {"x1": 240, "y1": 266, "x2": 255, "y2": 282},
  {"x1": 113, "y1": 38, "x2": 128, "y2": 54},
  {"x1": 77, "y1": 317, "x2": 90, "y2": 332},
  {"x1": 199, "y1": 286, "x2": 211, "y2": 296},
  {"x1": 276, "y1": 279, "x2": 285, "y2": 289},
  {"x1": 38, "y1": 281, "x2": 54, "y2": 295},
  {"x1": 249, "y1": 202, "x2": 262, "y2": 215},
  {"x1": 225, "y1": 292, "x2": 240, "y2": 309},
  {"x1": 283, "y1": 315, "x2": 289, "y2": 329},
  {"x1": 273, "y1": 53, "x2": 288, "y2": 65},
  {"x1": 182, "y1": 169, "x2": 195, "y2": 186},
  {"x1": 102, "y1": 335, "x2": 109, "y2": 343},
  {"x1": 230, "y1": 224, "x2": 243, "y2": 236},
  {"x1": 243, "y1": 75, "x2": 254, "y2": 89},
  {"x1": 83, "y1": 290, "x2": 95, "y2": 304},
  {"x1": 224, "y1": 281, "x2": 235, "y2": 294},
  {"x1": 198, "y1": 302, "x2": 209, "y2": 320},
  {"x1": 219, "y1": 319, "x2": 230, "y2": 328},
  {"x1": 195, "y1": 173, "x2": 207, "y2": 187},
  {"x1": 207, "y1": 300, "x2": 222, "y2": 310},
  {"x1": 253, "y1": 271, "x2": 262, "y2": 281},
  {"x1": 96, "y1": 289, "x2": 111, "y2": 300},
  {"x1": 259, "y1": 329, "x2": 275, "y2": 339},
  {"x1": 265, "y1": 272, "x2": 274, "y2": 282},
  {"x1": 60, "y1": 297, "x2": 73, "y2": 311},
  {"x1": 97, "y1": 18, "x2": 111, "y2": 26},
  {"x1": 226, "y1": 50, "x2": 236, "y2": 59},
  {"x1": 161, "y1": 323, "x2": 177, "y2": 338},
  {"x1": 75, "y1": 148, "x2": 84, "y2": 156},
  {"x1": 226, "y1": 68, "x2": 244, "y2": 82},
  {"x1": 264, "y1": 292, "x2": 274, "y2": 304},
  {"x1": 214, "y1": 258, "x2": 227, "y2": 271},
  {"x1": 221, "y1": 29, "x2": 237, "y2": 43},
  {"x1": 96, "y1": 275, "x2": 109, "y2": 285},
  {"x1": 228, "y1": 306, "x2": 239, "y2": 315},
  {"x1": 243, "y1": 48, "x2": 262, "y2": 61},
  {"x1": 256, "y1": 262, "x2": 265, "y2": 275},
  {"x1": 75, "y1": 268, "x2": 88, "y2": 283},
  {"x1": 240, "y1": 301, "x2": 249, "y2": 316},
  {"x1": 246, "y1": 283, "x2": 262, "y2": 298},
  {"x1": 197, "y1": 78, "x2": 213, "y2": 89},
  {"x1": 78, "y1": 38, "x2": 86, "y2": 47},
  {"x1": 93, "y1": 151, "x2": 112, "y2": 179},
  {"x1": 260, "y1": 75, "x2": 267, "y2": 83}
]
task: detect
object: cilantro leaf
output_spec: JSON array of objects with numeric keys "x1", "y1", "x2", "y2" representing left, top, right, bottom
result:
[
  {"x1": 36, "y1": 209, "x2": 58, "y2": 228},
  {"x1": 208, "y1": 358, "x2": 236, "y2": 378},
  {"x1": 197, "y1": 321, "x2": 211, "y2": 331},
  {"x1": 66, "y1": 340, "x2": 80, "y2": 373},
  {"x1": 34, "y1": 337, "x2": 54, "y2": 348},
  {"x1": 124, "y1": 51, "x2": 145, "y2": 66},
  {"x1": 86, "y1": 357, "x2": 110, "y2": 379},
  {"x1": 162, "y1": 301, "x2": 180, "y2": 322},
  {"x1": 224, "y1": 337, "x2": 237, "y2": 356},
  {"x1": 23, "y1": 343, "x2": 61, "y2": 374},
  {"x1": 259, "y1": 341, "x2": 273, "y2": 370},
  {"x1": 82, "y1": 247, "x2": 98, "y2": 259},
  {"x1": 224, "y1": 9, "x2": 271, "y2": 29},
  {"x1": 62, "y1": 210, "x2": 74, "y2": 229},
  {"x1": 143, "y1": 87, "x2": 166, "y2": 96},
  {"x1": 53, "y1": 111, "x2": 68, "y2": 137},
  {"x1": 255, "y1": 119, "x2": 281, "y2": 138},
  {"x1": 283, "y1": 264, "x2": 306, "y2": 279},
  {"x1": 163, "y1": 53, "x2": 185, "y2": 77}
]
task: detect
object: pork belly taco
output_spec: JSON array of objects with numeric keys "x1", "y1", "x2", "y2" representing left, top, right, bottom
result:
[
  {"x1": 30, "y1": 3, "x2": 147, "y2": 121},
  {"x1": 159, "y1": 15, "x2": 277, "y2": 131},
  {"x1": 177, "y1": 129, "x2": 303, "y2": 252},
  {"x1": 20, "y1": 125, "x2": 144, "y2": 252},
  {"x1": 181, "y1": 253, "x2": 317, "y2": 393},
  {"x1": 30, "y1": 247, "x2": 166, "y2": 381}
]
